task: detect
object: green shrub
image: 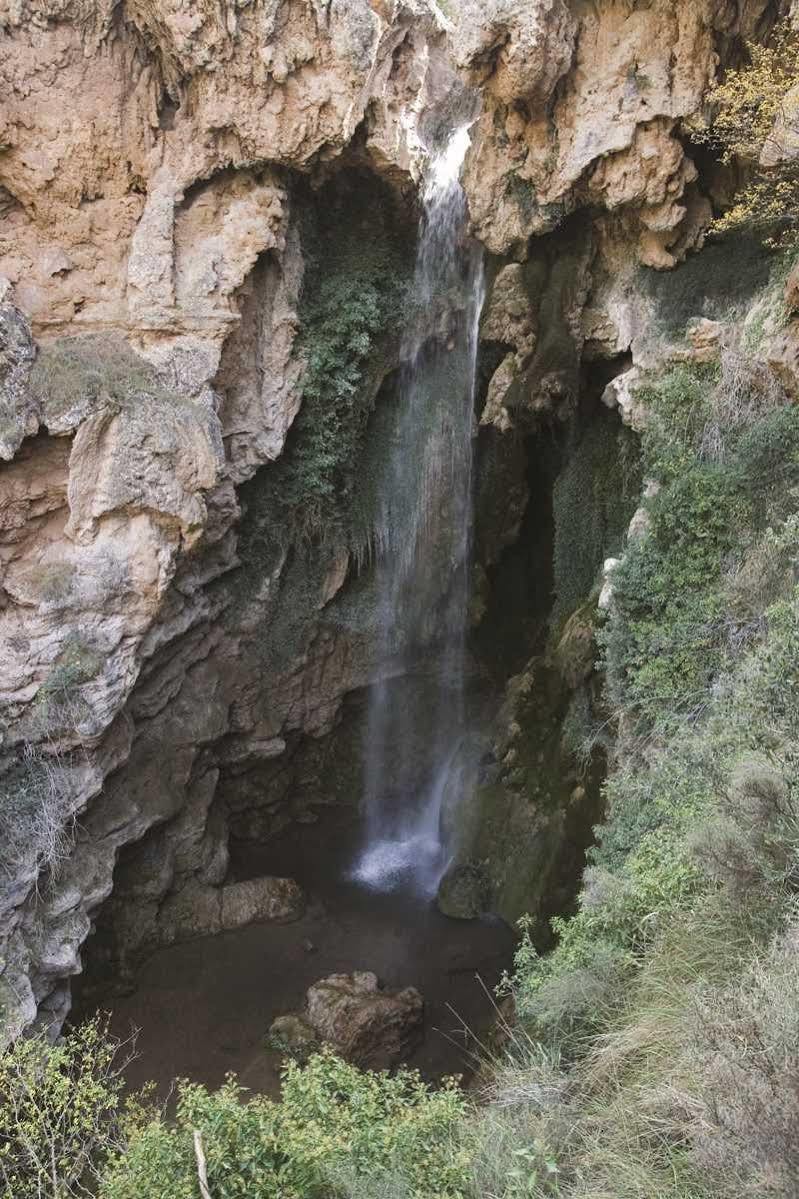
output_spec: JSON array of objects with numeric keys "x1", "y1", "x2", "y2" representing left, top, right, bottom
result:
[
  {"x1": 244, "y1": 179, "x2": 412, "y2": 557},
  {"x1": 0, "y1": 1016, "x2": 131, "y2": 1199},
  {"x1": 102, "y1": 1049, "x2": 469, "y2": 1199},
  {"x1": 691, "y1": 912, "x2": 799, "y2": 1193},
  {"x1": 600, "y1": 360, "x2": 799, "y2": 735}
]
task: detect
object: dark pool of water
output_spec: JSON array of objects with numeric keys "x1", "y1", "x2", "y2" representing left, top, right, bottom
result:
[{"x1": 76, "y1": 809, "x2": 517, "y2": 1099}]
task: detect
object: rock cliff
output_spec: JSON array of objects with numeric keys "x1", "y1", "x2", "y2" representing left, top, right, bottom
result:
[{"x1": 0, "y1": 0, "x2": 785, "y2": 1037}]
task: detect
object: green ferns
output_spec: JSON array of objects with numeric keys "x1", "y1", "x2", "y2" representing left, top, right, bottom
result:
[{"x1": 264, "y1": 273, "x2": 404, "y2": 548}]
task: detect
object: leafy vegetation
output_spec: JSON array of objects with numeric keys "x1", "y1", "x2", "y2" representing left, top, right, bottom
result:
[
  {"x1": 0, "y1": 1016, "x2": 132, "y2": 1199},
  {"x1": 244, "y1": 177, "x2": 412, "y2": 556},
  {"x1": 600, "y1": 351, "x2": 796, "y2": 735},
  {"x1": 492, "y1": 320, "x2": 799, "y2": 1194},
  {"x1": 700, "y1": 18, "x2": 799, "y2": 239}
]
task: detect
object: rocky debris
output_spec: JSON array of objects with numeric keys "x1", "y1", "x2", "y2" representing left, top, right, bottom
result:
[
  {"x1": 437, "y1": 862, "x2": 490, "y2": 920},
  {"x1": 272, "y1": 971, "x2": 424, "y2": 1071}
]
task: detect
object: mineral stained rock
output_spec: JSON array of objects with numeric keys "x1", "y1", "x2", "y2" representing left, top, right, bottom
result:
[{"x1": 271, "y1": 971, "x2": 424, "y2": 1071}]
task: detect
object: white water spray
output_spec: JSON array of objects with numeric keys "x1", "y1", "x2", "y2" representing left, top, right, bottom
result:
[{"x1": 351, "y1": 120, "x2": 485, "y2": 898}]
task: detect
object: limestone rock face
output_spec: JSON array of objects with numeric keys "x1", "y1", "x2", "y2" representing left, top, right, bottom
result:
[
  {"x1": 460, "y1": 0, "x2": 726, "y2": 261},
  {"x1": 452, "y1": 0, "x2": 576, "y2": 108},
  {"x1": 0, "y1": 283, "x2": 37, "y2": 460},
  {"x1": 302, "y1": 971, "x2": 424, "y2": 1070}
]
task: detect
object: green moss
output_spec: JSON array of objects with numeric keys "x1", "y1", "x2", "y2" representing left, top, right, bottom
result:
[
  {"x1": 551, "y1": 408, "x2": 641, "y2": 630},
  {"x1": 637, "y1": 232, "x2": 775, "y2": 338}
]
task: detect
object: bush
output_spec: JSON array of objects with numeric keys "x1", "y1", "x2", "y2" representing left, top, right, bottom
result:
[
  {"x1": 0, "y1": 635, "x2": 104, "y2": 879},
  {"x1": 0, "y1": 1016, "x2": 131, "y2": 1199},
  {"x1": 690, "y1": 912, "x2": 799, "y2": 1194},
  {"x1": 699, "y1": 18, "x2": 799, "y2": 239},
  {"x1": 242, "y1": 178, "x2": 412, "y2": 557},
  {"x1": 690, "y1": 756, "x2": 799, "y2": 899},
  {"x1": 0, "y1": 745, "x2": 73, "y2": 880},
  {"x1": 102, "y1": 1049, "x2": 469, "y2": 1199},
  {"x1": 600, "y1": 359, "x2": 799, "y2": 735}
]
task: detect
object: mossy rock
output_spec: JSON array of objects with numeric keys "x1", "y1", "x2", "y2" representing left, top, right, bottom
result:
[
  {"x1": 266, "y1": 1014, "x2": 319, "y2": 1063},
  {"x1": 436, "y1": 862, "x2": 490, "y2": 920}
]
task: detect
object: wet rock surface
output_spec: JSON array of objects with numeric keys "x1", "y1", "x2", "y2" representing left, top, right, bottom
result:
[{"x1": 437, "y1": 863, "x2": 490, "y2": 921}]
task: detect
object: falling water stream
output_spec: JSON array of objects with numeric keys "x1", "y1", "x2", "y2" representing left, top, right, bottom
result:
[{"x1": 352, "y1": 122, "x2": 485, "y2": 897}]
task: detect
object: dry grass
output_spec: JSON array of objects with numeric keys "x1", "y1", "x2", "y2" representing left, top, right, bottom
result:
[
  {"x1": 0, "y1": 743, "x2": 75, "y2": 881},
  {"x1": 699, "y1": 347, "x2": 786, "y2": 464}
]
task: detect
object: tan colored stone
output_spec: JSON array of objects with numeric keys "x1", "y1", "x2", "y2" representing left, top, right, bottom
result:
[
  {"x1": 303, "y1": 971, "x2": 424, "y2": 1069},
  {"x1": 220, "y1": 877, "x2": 304, "y2": 929}
]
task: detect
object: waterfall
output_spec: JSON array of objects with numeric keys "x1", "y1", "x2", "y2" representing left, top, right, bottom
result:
[{"x1": 351, "y1": 122, "x2": 485, "y2": 897}]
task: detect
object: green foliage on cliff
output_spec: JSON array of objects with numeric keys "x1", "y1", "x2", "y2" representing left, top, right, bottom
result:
[
  {"x1": 248, "y1": 176, "x2": 412, "y2": 555},
  {"x1": 30, "y1": 335, "x2": 174, "y2": 418},
  {"x1": 266, "y1": 271, "x2": 404, "y2": 548},
  {"x1": 496, "y1": 330, "x2": 799, "y2": 1196},
  {"x1": 601, "y1": 353, "x2": 797, "y2": 734},
  {"x1": 698, "y1": 17, "x2": 799, "y2": 241}
]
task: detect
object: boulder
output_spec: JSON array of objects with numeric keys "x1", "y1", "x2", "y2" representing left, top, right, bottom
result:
[
  {"x1": 294, "y1": 971, "x2": 424, "y2": 1070},
  {"x1": 598, "y1": 558, "x2": 622, "y2": 612},
  {"x1": 158, "y1": 876, "x2": 304, "y2": 944},
  {"x1": 437, "y1": 862, "x2": 490, "y2": 920},
  {"x1": 219, "y1": 877, "x2": 304, "y2": 930}
]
